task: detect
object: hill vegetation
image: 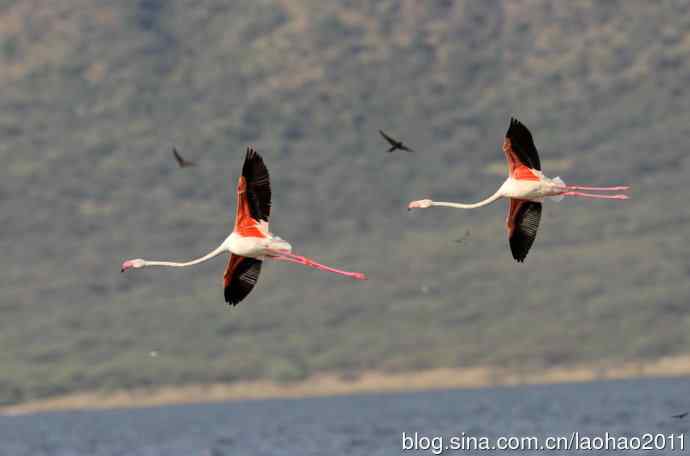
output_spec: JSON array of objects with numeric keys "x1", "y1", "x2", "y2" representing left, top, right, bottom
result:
[{"x1": 2, "y1": 0, "x2": 690, "y2": 405}]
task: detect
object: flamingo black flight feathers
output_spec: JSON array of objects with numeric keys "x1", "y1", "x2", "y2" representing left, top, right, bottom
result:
[
  {"x1": 242, "y1": 148, "x2": 271, "y2": 222},
  {"x1": 379, "y1": 130, "x2": 415, "y2": 153},
  {"x1": 508, "y1": 200, "x2": 542, "y2": 262},
  {"x1": 224, "y1": 255, "x2": 262, "y2": 306},
  {"x1": 172, "y1": 147, "x2": 197, "y2": 167},
  {"x1": 505, "y1": 118, "x2": 541, "y2": 170}
]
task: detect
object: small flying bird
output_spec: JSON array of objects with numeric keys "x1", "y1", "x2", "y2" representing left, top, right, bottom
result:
[
  {"x1": 672, "y1": 412, "x2": 688, "y2": 419},
  {"x1": 122, "y1": 148, "x2": 366, "y2": 306},
  {"x1": 379, "y1": 130, "x2": 415, "y2": 153},
  {"x1": 409, "y1": 118, "x2": 629, "y2": 262},
  {"x1": 172, "y1": 147, "x2": 197, "y2": 168}
]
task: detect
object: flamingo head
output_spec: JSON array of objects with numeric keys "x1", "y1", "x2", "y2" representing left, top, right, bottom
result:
[
  {"x1": 408, "y1": 199, "x2": 433, "y2": 210},
  {"x1": 121, "y1": 258, "x2": 146, "y2": 272}
]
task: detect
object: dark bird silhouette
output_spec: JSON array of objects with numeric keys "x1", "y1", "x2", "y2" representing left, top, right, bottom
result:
[
  {"x1": 379, "y1": 130, "x2": 415, "y2": 153},
  {"x1": 172, "y1": 147, "x2": 197, "y2": 168},
  {"x1": 672, "y1": 412, "x2": 688, "y2": 419}
]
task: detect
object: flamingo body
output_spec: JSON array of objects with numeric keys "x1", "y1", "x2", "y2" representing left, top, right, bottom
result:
[
  {"x1": 497, "y1": 174, "x2": 562, "y2": 201},
  {"x1": 221, "y1": 232, "x2": 290, "y2": 258},
  {"x1": 408, "y1": 117, "x2": 629, "y2": 262}
]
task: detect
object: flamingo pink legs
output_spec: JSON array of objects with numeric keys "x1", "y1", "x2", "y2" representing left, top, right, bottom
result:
[
  {"x1": 555, "y1": 184, "x2": 630, "y2": 200},
  {"x1": 268, "y1": 250, "x2": 367, "y2": 280},
  {"x1": 562, "y1": 191, "x2": 629, "y2": 200},
  {"x1": 562, "y1": 185, "x2": 630, "y2": 191}
]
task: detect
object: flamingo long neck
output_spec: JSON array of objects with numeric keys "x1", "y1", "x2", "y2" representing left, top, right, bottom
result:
[
  {"x1": 142, "y1": 243, "x2": 227, "y2": 268},
  {"x1": 431, "y1": 189, "x2": 503, "y2": 209}
]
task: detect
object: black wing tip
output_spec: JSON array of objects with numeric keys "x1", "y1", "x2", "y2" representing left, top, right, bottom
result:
[
  {"x1": 510, "y1": 243, "x2": 528, "y2": 262},
  {"x1": 242, "y1": 146, "x2": 266, "y2": 173},
  {"x1": 507, "y1": 117, "x2": 534, "y2": 141},
  {"x1": 224, "y1": 287, "x2": 242, "y2": 306},
  {"x1": 224, "y1": 284, "x2": 241, "y2": 306},
  {"x1": 245, "y1": 146, "x2": 260, "y2": 160},
  {"x1": 507, "y1": 116, "x2": 526, "y2": 135}
]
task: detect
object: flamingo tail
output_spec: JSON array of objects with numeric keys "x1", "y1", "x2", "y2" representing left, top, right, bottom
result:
[{"x1": 549, "y1": 176, "x2": 565, "y2": 202}]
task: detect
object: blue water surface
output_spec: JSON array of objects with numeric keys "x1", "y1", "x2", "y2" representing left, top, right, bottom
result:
[{"x1": 0, "y1": 377, "x2": 688, "y2": 455}]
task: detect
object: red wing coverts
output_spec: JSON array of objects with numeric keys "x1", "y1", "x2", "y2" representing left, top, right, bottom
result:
[
  {"x1": 507, "y1": 200, "x2": 542, "y2": 263},
  {"x1": 242, "y1": 148, "x2": 271, "y2": 222},
  {"x1": 224, "y1": 255, "x2": 263, "y2": 306},
  {"x1": 505, "y1": 118, "x2": 541, "y2": 171}
]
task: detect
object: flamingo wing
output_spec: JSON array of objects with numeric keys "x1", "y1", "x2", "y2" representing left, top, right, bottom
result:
[
  {"x1": 506, "y1": 199, "x2": 542, "y2": 262},
  {"x1": 242, "y1": 148, "x2": 271, "y2": 222},
  {"x1": 224, "y1": 254, "x2": 262, "y2": 305},
  {"x1": 504, "y1": 118, "x2": 541, "y2": 172}
]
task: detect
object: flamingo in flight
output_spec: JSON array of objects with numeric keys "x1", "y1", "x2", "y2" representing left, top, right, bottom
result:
[
  {"x1": 122, "y1": 148, "x2": 366, "y2": 305},
  {"x1": 408, "y1": 118, "x2": 629, "y2": 262}
]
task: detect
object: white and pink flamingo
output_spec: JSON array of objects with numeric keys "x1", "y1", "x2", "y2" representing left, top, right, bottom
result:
[
  {"x1": 409, "y1": 118, "x2": 629, "y2": 262},
  {"x1": 122, "y1": 148, "x2": 366, "y2": 306}
]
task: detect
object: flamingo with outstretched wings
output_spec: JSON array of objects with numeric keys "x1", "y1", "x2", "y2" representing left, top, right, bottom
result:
[
  {"x1": 409, "y1": 118, "x2": 629, "y2": 262},
  {"x1": 122, "y1": 148, "x2": 366, "y2": 305}
]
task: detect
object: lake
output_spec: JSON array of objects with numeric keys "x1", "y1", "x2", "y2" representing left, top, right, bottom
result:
[{"x1": 0, "y1": 377, "x2": 688, "y2": 455}]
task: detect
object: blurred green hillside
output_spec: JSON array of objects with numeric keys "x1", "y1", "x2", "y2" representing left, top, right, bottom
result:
[{"x1": 2, "y1": 0, "x2": 690, "y2": 404}]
